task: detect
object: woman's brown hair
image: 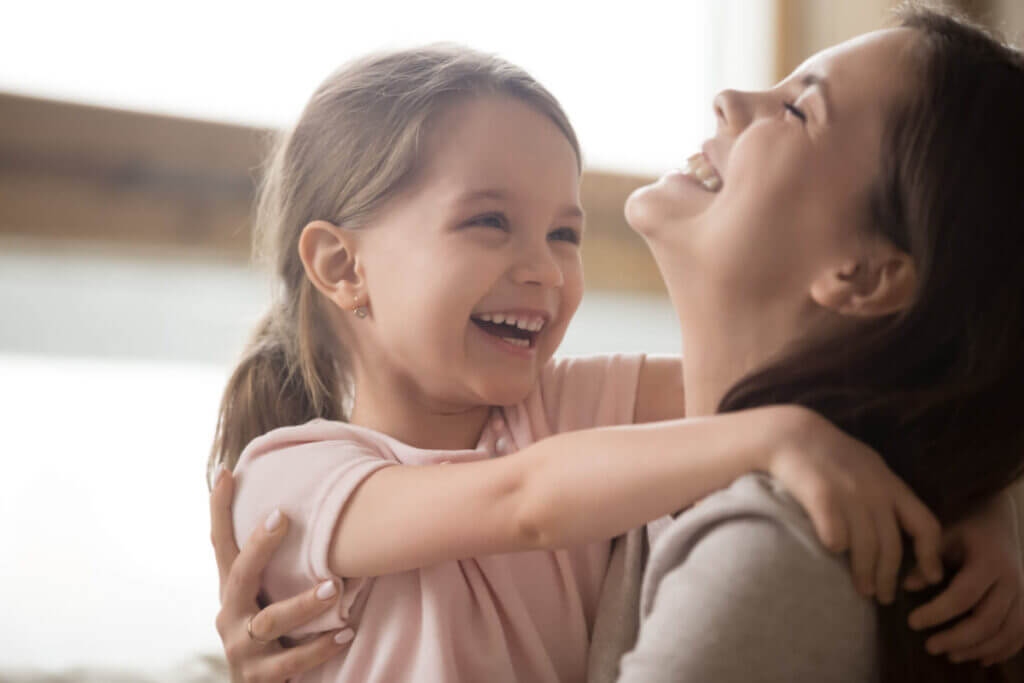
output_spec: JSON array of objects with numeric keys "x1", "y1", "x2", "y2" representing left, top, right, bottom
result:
[
  {"x1": 206, "y1": 45, "x2": 580, "y2": 487},
  {"x1": 719, "y1": 4, "x2": 1024, "y2": 681}
]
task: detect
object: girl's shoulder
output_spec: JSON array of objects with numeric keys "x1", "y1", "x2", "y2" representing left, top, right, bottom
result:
[
  {"x1": 238, "y1": 418, "x2": 395, "y2": 468},
  {"x1": 535, "y1": 353, "x2": 646, "y2": 434}
]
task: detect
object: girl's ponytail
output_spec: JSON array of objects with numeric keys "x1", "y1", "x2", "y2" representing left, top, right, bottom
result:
[{"x1": 207, "y1": 295, "x2": 344, "y2": 487}]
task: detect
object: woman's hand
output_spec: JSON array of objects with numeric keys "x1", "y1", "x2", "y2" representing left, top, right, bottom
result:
[
  {"x1": 904, "y1": 492, "x2": 1024, "y2": 666},
  {"x1": 767, "y1": 408, "x2": 944, "y2": 605},
  {"x1": 210, "y1": 467, "x2": 353, "y2": 682}
]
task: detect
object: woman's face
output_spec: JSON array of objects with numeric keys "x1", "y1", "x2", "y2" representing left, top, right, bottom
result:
[{"x1": 626, "y1": 29, "x2": 918, "y2": 316}]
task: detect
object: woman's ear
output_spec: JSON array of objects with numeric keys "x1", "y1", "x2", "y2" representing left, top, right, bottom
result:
[
  {"x1": 298, "y1": 220, "x2": 366, "y2": 313},
  {"x1": 810, "y1": 243, "x2": 916, "y2": 318}
]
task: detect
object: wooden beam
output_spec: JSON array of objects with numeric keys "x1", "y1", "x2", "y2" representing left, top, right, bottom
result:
[{"x1": 0, "y1": 92, "x2": 665, "y2": 293}]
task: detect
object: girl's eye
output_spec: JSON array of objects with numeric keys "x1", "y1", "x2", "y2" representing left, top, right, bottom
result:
[
  {"x1": 549, "y1": 227, "x2": 581, "y2": 245},
  {"x1": 784, "y1": 102, "x2": 807, "y2": 123},
  {"x1": 471, "y1": 213, "x2": 509, "y2": 230}
]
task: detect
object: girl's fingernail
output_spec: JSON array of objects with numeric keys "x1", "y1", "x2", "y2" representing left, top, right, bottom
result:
[
  {"x1": 335, "y1": 628, "x2": 354, "y2": 645},
  {"x1": 213, "y1": 464, "x2": 228, "y2": 487},
  {"x1": 265, "y1": 509, "x2": 283, "y2": 532},
  {"x1": 316, "y1": 580, "x2": 337, "y2": 600}
]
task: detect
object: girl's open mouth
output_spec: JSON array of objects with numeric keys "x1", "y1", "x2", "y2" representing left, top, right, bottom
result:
[{"x1": 470, "y1": 312, "x2": 546, "y2": 350}]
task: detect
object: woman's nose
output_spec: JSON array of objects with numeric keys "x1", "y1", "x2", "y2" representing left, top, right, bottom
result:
[
  {"x1": 713, "y1": 89, "x2": 754, "y2": 135},
  {"x1": 511, "y1": 243, "x2": 564, "y2": 288}
]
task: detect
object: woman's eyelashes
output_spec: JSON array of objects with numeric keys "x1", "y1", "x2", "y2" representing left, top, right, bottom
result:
[
  {"x1": 468, "y1": 213, "x2": 581, "y2": 245},
  {"x1": 784, "y1": 102, "x2": 808, "y2": 123}
]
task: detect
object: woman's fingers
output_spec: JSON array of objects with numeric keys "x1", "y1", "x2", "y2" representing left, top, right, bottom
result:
[
  {"x1": 894, "y1": 493, "x2": 944, "y2": 585},
  {"x1": 248, "y1": 580, "x2": 341, "y2": 643},
  {"x1": 872, "y1": 505, "x2": 903, "y2": 605},
  {"x1": 244, "y1": 629, "x2": 354, "y2": 683},
  {"x1": 926, "y1": 580, "x2": 1013, "y2": 655},
  {"x1": 910, "y1": 562, "x2": 995, "y2": 632},
  {"x1": 210, "y1": 466, "x2": 241, "y2": 589},
  {"x1": 223, "y1": 508, "x2": 290, "y2": 608},
  {"x1": 846, "y1": 500, "x2": 878, "y2": 598}
]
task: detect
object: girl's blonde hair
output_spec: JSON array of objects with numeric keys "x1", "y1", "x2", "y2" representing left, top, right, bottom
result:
[{"x1": 207, "y1": 44, "x2": 581, "y2": 486}]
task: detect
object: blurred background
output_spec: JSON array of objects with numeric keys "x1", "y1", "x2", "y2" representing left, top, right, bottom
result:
[{"x1": 2, "y1": 0, "x2": 1022, "y2": 680}]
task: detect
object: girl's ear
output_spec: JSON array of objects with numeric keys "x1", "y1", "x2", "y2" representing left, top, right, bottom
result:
[
  {"x1": 298, "y1": 220, "x2": 366, "y2": 312},
  {"x1": 809, "y1": 242, "x2": 916, "y2": 318}
]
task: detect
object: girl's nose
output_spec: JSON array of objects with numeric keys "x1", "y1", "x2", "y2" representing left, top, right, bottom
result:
[
  {"x1": 511, "y1": 244, "x2": 564, "y2": 288},
  {"x1": 713, "y1": 89, "x2": 754, "y2": 135}
]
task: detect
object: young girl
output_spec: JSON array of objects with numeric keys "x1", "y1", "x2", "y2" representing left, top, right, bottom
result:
[{"x1": 208, "y1": 45, "x2": 1018, "y2": 682}]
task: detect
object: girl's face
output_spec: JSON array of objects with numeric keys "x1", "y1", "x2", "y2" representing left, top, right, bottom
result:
[
  {"x1": 351, "y1": 95, "x2": 584, "y2": 409},
  {"x1": 626, "y1": 29, "x2": 917, "y2": 321}
]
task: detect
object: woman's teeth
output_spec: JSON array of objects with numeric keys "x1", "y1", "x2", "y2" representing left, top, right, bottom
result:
[{"x1": 681, "y1": 153, "x2": 723, "y2": 192}]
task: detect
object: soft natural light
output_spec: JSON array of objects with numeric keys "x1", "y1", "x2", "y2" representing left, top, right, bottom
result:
[{"x1": 2, "y1": 0, "x2": 774, "y2": 175}]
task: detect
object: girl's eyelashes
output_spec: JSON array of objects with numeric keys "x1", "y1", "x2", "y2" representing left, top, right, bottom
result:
[
  {"x1": 469, "y1": 212, "x2": 509, "y2": 230},
  {"x1": 784, "y1": 102, "x2": 807, "y2": 123},
  {"x1": 548, "y1": 227, "x2": 581, "y2": 245},
  {"x1": 466, "y1": 213, "x2": 580, "y2": 245}
]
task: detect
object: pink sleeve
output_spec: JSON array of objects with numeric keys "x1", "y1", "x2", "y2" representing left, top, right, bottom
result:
[
  {"x1": 231, "y1": 422, "x2": 394, "y2": 638},
  {"x1": 536, "y1": 353, "x2": 645, "y2": 434}
]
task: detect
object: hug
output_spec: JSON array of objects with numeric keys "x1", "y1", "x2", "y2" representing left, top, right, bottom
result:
[{"x1": 207, "y1": 4, "x2": 1024, "y2": 681}]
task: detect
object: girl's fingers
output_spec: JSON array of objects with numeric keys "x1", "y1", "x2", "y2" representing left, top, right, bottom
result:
[
  {"x1": 250, "y1": 629, "x2": 354, "y2": 683},
  {"x1": 224, "y1": 508, "x2": 290, "y2": 608},
  {"x1": 210, "y1": 467, "x2": 241, "y2": 589},
  {"x1": 806, "y1": 486, "x2": 849, "y2": 553},
  {"x1": 894, "y1": 494, "x2": 944, "y2": 585},
  {"x1": 903, "y1": 565, "x2": 930, "y2": 592},
  {"x1": 910, "y1": 562, "x2": 995, "y2": 631},
  {"x1": 846, "y1": 501, "x2": 878, "y2": 598},
  {"x1": 248, "y1": 580, "x2": 342, "y2": 642},
  {"x1": 872, "y1": 505, "x2": 903, "y2": 605},
  {"x1": 926, "y1": 580, "x2": 1013, "y2": 655}
]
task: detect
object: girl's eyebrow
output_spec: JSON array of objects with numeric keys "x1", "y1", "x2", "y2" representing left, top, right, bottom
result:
[{"x1": 455, "y1": 188, "x2": 584, "y2": 220}]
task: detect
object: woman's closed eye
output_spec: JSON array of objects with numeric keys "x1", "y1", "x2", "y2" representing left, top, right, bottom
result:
[{"x1": 784, "y1": 102, "x2": 808, "y2": 123}]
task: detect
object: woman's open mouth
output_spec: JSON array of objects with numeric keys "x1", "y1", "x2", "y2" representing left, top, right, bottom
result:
[
  {"x1": 470, "y1": 312, "x2": 546, "y2": 350},
  {"x1": 677, "y1": 152, "x2": 723, "y2": 192}
]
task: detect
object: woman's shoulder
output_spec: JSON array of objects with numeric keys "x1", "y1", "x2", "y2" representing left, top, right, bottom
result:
[
  {"x1": 622, "y1": 474, "x2": 879, "y2": 682},
  {"x1": 647, "y1": 474, "x2": 833, "y2": 575}
]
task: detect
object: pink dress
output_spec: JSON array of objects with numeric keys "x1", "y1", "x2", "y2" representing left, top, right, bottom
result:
[{"x1": 232, "y1": 354, "x2": 644, "y2": 682}]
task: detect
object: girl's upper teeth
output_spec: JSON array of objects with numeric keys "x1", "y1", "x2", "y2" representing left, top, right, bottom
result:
[{"x1": 477, "y1": 312, "x2": 545, "y2": 331}]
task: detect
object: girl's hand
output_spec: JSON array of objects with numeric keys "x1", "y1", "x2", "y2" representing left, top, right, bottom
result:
[
  {"x1": 210, "y1": 467, "x2": 353, "y2": 682},
  {"x1": 768, "y1": 408, "x2": 944, "y2": 605},
  {"x1": 904, "y1": 493, "x2": 1024, "y2": 666}
]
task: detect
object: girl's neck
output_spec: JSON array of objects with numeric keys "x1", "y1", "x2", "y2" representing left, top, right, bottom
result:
[{"x1": 348, "y1": 379, "x2": 492, "y2": 451}]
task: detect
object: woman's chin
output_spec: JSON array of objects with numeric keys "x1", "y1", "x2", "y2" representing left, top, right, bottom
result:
[{"x1": 625, "y1": 173, "x2": 708, "y2": 241}]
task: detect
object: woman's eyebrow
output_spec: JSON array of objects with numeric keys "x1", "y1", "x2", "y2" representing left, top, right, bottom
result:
[{"x1": 801, "y1": 73, "x2": 832, "y2": 122}]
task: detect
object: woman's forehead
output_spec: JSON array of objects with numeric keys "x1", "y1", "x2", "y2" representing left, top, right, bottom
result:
[{"x1": 789, "y1": 28, "x2": 918, "y2": 115}]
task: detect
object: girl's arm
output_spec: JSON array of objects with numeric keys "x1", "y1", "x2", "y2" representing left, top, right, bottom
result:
[{"x1": 329, "y1": 405, "x2": 943, "y2": 587}]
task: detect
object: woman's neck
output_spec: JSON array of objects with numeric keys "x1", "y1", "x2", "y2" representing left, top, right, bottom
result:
[
  {"x1": 347, "y1": 371, "x2": 491, "y2": 451},
  {"x1": 679, "y1": 297, "x2": 807, "y2": 418}
]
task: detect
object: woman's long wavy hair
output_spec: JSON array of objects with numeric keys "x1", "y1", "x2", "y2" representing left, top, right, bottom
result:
[
  {"x1": 719, "y1": 4, "x2": 1024, "y2": 681},
  {"x1": 207, "y1": 45, "x2": 580, "y2": 486}
]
